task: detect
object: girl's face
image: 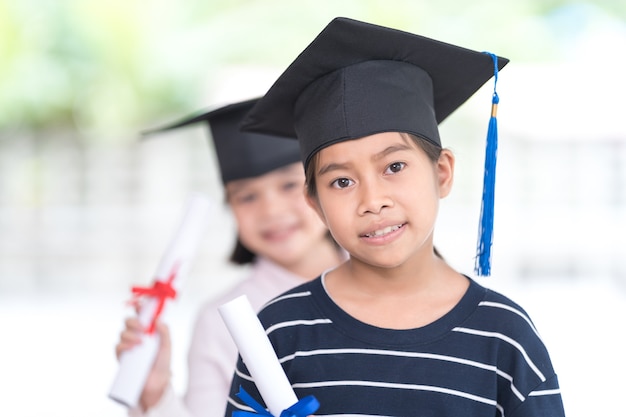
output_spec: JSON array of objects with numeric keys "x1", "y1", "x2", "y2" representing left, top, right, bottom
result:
[
  {"x1": 307, "y1": 132, "x2": 454, "y2": 269},
  {"x1": 226, "y1": 162, "x2": 329, "y2": 267}
]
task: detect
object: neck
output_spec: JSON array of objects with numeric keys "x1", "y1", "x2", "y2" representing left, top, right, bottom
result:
[
  {"x1": 325, "y1": 252, "x2": 468, "y2": 330},
  {"x1": 345, "y1": 251, "x2": 445, "y2": 295}
]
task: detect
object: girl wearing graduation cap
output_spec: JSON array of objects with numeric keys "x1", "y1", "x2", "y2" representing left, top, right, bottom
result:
[
  {"x1": 115, "y1": 99, "x2": 346, "y2": 417},
  {"x1": 225, "y1": 18, "x2": 566, "y2": 417}
]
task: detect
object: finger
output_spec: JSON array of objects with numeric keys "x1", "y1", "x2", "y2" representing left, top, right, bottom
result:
[
  {"x1": 119, "y1": 329, "x2": 142, "y2": 345},
  {"x1": 124, "y1": 317, "x2": 143, "y2": 332},
  {"x1": 115, "y1": 340, "x2": 136, "y2": 359},
  {"x1": 115, "y1": 326, "x2": 148, "y2": 360}
]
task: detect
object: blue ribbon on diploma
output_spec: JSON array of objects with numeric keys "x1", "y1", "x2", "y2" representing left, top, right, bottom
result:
[{"x1": 233, "y1": 386, "x2": 320, "y2": 417}]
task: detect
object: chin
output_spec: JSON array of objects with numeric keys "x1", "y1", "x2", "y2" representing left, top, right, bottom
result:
[
  {"x1": 353, "y1": 253, "x2": 407, "y2": 269},
  {"x1": 267, "y1": 248, "x2": 302, "y2": 265}
]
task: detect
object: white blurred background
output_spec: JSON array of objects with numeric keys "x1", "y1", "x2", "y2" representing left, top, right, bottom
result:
[{"x1": 0, "y1": 1, "x2": 625, "y2": 416}]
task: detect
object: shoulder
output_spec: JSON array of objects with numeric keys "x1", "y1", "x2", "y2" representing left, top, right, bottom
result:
[
  {"x1": 461, "y1": 281, "x2": 561, "y2": 400},
  {"x1": 460, "y1": 280, "x2": 552, "y2": 365},
  {"x1": 259, "y1": 277, "x2": 322, "y2": 312},
  {"x1": 464, "y1": 280, "x2": 538, "y2": 332},
  {"x1": 256, "y1": 277, "x2": 325, "y2": 327},
  {"x1": 462, "y1": 280, "x2": 556, "y2": 371},
  {"x1": 197, "y1": 261, "x2": 302, "y2": 317}
]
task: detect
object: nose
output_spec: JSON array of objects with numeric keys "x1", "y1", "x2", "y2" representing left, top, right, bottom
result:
[
  {"x1": 258, "y1": 189, "x2": 287, "y2": 219},
  {"x1": 357, "y1": 176, "x2": 393, "y2": 216}
]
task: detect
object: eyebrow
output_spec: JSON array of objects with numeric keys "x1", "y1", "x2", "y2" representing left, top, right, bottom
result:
[
  {"x1": 227, "y1": 163, "x2": 302, "y2": 192},
  {"x1": 317, "y1": 161, "x2": 349, "y2": 177},
  {"x1": 317, "y1": 143, "x2": 413, "y2": 176},
  {"x1": 225, "y1": 178, "x2": 259, "y2": 198},
  {"x1": 373, "y1": 143, "x2": 413, "y2": 161},
  {"x1": 225, "y1": 184, "x2": 249, "y2": 200}
]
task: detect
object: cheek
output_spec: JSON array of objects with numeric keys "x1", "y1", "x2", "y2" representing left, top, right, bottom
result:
[
  {"x1": 287, "y1": 189, "x2": 316, "y2": 214},
  {"x1": 316, "y1": 197, "x2": 345, "y2": 230},
  {"x1": 295, "y1": 197, "x2": 326, "y2": 229},
  {"x1": 231, "y1": 205, "x2": 256, "y2": 235},
  {"x1": 306, "y1": 209, "x2": 329, "y2": 234}
]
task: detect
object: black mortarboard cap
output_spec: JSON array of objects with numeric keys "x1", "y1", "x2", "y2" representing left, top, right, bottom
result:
[
  {"x1": 241, "y1": 17, "x2": 509, "y2": 277},
  {"x1": 142, "y1": 98, "x2": 301, "y2": 184},
  {"x1": 241, "y1": 17, "x2": 508, "y2": 169}
]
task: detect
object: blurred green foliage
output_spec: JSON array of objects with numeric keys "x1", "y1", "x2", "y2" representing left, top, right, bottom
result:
[{"x1": 0, "y1": 0, "x2": 623, "y2": 142}]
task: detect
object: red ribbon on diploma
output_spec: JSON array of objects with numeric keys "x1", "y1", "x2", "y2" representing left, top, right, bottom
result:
[{"x1": 128, "y1": 262, "x2": 180, "y2": 334}]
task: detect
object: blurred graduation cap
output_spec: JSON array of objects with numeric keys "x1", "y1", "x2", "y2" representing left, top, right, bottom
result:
[
  {"x1": 241, "y1": 17, "x2": 508, "y2": 276},
  {"x1": 142, "y1": 98, "x2": 301, "y2": 184}
]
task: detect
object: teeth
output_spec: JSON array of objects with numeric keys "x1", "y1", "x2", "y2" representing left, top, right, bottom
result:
[{"x1": 365, "y1": 224, "x2": 401, "y2": 237}]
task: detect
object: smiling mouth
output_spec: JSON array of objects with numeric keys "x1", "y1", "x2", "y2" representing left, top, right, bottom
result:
[
  {"x1": 362, "y1": 224, "x2": 404, "y2": 238},
  {"x1": 262, "y1": 224, "x2": 298, "y2": 241}
]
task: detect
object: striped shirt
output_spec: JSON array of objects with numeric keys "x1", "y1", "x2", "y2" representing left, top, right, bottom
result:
[{"x1": 224, "y1": 277, "x2": 565, "y2": 417}]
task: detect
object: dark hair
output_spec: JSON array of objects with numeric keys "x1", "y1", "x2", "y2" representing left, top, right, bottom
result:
[
  {"x1": 304, "y1": 132, "x2": 445, "y2": 260},
  {"x1": 230, "y1": 238, "x2": 256, "y2": 265}
]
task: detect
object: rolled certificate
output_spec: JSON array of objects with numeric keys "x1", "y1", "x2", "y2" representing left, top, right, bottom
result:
[
  {"x1": 108, "y1": 193, "x2": 212, "y2": 408},
  {"x1": 219, "y1": 295, "x2": 298, "y2": 416}
]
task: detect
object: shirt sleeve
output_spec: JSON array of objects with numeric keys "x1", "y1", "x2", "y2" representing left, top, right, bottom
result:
[
  {"x1": 509, "y1": 374, "x2": 566, "y2": 417},
  {"x1": 183, "y1": 301, "x2": 239, "y2": 417}
]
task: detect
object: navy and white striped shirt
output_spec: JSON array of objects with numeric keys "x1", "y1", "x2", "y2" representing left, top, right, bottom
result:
[{"x1": 225, "y1": 276, "x2": 565, "y2": 417}]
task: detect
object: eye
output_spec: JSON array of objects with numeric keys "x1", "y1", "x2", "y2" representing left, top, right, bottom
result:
[
  {"x1": 331, "y1": 177, "x2": 354, "y2": 189},
  {"x1": 282, "y1": 181, "x2": 299, "y2": 191},
  {"x1": 233, "y1": 192, "x2": 257, "y2": 205},
  {"x1": 385, "y1": 161, "x2": 406, "y2": 174}
]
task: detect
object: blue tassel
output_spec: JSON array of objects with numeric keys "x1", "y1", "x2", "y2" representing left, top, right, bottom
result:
[
  {"x1": 233, "y1": 386, "x2": 320, "y2": 417},
  {"x1": 475, "y1": 53, "x2": 500, "y2": 277}
]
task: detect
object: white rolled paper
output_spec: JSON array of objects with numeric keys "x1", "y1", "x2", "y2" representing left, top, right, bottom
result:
[
  {"x1": 109, "y1": 193, "x2": 212, "y2": 408},
  {"x1": 219, "y1": 294, "x2": 298, "y2": 416}
]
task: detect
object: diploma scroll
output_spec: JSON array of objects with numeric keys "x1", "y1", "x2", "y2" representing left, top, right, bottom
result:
[
  {"x1": 219, "y1": 295, "x2": 299, "y2": 416},
  {"x1": 108, "y1": 193, "x2": 212, "y2": 408}
]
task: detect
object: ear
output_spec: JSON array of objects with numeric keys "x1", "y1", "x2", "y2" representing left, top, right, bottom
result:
[
  {"x1": 437, "y1": 149, "x2": 455, "y2": 198},
  {"x1": 304, "y1": 187, "x2": 328, "y2": 226}
]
